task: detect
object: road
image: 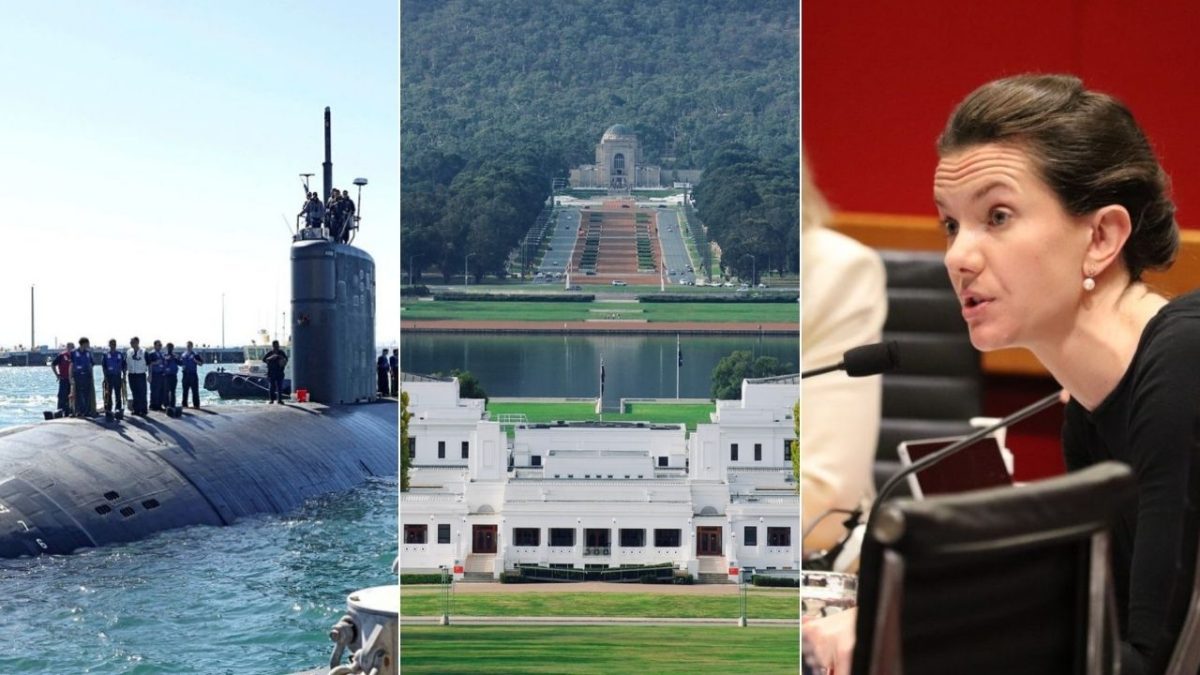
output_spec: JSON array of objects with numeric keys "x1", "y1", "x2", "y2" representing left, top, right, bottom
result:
[
  {"x1": 536, "y1": 208, "x2": 581, "y2": 282},
  {"x1": 656, "y1": 209, "x2": 697, "y2": 285}
]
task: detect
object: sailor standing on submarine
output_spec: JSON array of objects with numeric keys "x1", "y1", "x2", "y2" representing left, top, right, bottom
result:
[
  {"x1": 161, "y1": 343, "x2": 181, "y2": 410},
  {"x1": 70, "y1": 338, "x2": 97, "y2": 417},
  {"x1": 126, "y1": 337, "x2": 148, "y2": 416},
  {"x1": 148, "y1": 339, "x2": 165, "y2": 411},
  {"x1": 263, "y1": 340, "x2": 288, "y2": 404},
  {"x1": 179, "y1": 341, "x2": 204, "y2": 409},
  {"x1": 101, "y1": 339, "x2": 126, "y2": 419}
]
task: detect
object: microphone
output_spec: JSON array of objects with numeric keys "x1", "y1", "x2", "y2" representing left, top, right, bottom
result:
[
  {"x1": 868, "y1": 391, "x2": 1063, "y2": 529},
  {"x1": 801, "y1": 341, "x2": 900, "y2": 379}
]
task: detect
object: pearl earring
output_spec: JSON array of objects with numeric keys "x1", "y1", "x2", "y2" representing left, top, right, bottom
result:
[{"x1": 1083, "y1": 275, "x2": 1096, "y2": 291}]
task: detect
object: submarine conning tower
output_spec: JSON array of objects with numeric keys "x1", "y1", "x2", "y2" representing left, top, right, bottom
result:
[{"x1": 290, "y1": 107, "x2": 377, "y2": 405}]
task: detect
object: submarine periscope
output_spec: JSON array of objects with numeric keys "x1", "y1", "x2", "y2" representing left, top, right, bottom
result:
[{"x1": 0, "y1": 107, "x2": 397, "y2": 558}]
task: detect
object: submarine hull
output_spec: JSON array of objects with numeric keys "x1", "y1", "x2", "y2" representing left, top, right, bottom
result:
[{"x1": 0, "y1": 401, "x2": 396, "y2": 557}]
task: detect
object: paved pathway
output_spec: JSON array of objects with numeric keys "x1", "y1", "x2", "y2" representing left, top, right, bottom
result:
[{"x1": 403, "y1": 581, "x2": 797, "y2": 595}]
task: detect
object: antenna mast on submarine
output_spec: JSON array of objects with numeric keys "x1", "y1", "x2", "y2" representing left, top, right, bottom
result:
[{"x1": 322, "y1": 107, "x2": 332, "y2": 204}]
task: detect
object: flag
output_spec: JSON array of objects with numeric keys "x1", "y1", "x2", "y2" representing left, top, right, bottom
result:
[
  {"x1": 676, "y1": 334, "x2": 682, "y2": 367},
  {"x1": 596, "y1": 356, "x2": 605, "y2": 415}
]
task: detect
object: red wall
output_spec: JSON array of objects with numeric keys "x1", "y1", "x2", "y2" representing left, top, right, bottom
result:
[{"x1": 803, "y1": 1, "x2": 1200, "y2": 224}]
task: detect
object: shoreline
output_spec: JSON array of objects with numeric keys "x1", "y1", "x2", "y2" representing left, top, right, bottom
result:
[{"x1": 400, "y1": 320, "x2": 798, "y2": 335}]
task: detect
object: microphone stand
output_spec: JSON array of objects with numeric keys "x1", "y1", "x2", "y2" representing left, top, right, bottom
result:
[{"x1": 867, "y1": 391, "x2": 1062, "y2": 530}]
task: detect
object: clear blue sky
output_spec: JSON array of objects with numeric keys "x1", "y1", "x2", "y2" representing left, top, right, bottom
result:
[{"x1": 0, "y1": 2, "x2": 398, "y2": 350}]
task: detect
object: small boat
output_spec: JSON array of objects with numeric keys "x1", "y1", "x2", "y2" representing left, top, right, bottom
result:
[{"x1": 204, "y1": 360, "x2": 292, "y2": 400}]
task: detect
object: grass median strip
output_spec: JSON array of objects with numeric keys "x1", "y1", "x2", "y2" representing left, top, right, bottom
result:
[
  {"x1": 400, "y1": 591, "x2": 799, "y2": 620},
  {"x1": 400, "y1": 300, "x2": 797, "y2": 323},
  {"x1": 486, "y1": 402, "x2": 716, "y2": 430},
  {"x1": 400, "y1": 625, "x2": 800, "y2": 674}
]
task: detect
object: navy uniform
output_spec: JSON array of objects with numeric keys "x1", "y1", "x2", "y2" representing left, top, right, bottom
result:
[
  {"x1": 161, "y1": 344, "x2": 181, "y2": 409},
  {"x1": 127, "y1": 338, "x2": 148, "y2": 416},
  {"x1": 148, "y1": 342, "x2": 165, "y2": 411},
  {"x1": 388, "y1": 350, "x2": 398, "y2": 397},
  {"x1": 101, "y1": 342, "x2": 126, "y2": 415},
  {"x1": 376, "y1": 350, "x2": 389, "y2": 397},
  {"x1": 70, "y1": 339, "x2": 97, "y2": 417},
  {"x1": 180, "y1": 344, "x2": 204, "y2": 408}
]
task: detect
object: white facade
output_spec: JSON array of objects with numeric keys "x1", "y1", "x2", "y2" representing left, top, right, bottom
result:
[{"x1": 400, "y1": 376, "x2": 799, "y2": 582}]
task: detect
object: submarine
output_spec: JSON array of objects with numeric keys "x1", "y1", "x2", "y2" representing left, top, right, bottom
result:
[{"x1": 0, "y1": 108, "x2": 397, "y2": 558}]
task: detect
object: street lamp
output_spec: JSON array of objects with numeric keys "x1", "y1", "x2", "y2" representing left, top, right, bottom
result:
[
  {"x1": 353, "y1": 177, "x2": 368, "y2": 240},
  {"x1": 465, "y1": 253, "x2": 475, "y2": 287},
  {"x1": 741, "y1": 253, "x2": 756, "y2": 287}
]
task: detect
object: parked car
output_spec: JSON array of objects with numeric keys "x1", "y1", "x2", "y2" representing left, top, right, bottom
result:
[
  {"x1": 611, "y1": 280, "x2": 627, "y2": 286},
  {"x1": 568, "y1": 285, "x2": 582, "y2": 291}
]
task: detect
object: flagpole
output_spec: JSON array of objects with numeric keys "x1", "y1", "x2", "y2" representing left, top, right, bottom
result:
[
  {"x1": 675, "y1": 334, "x2": 680, "y2": 399},
  {"x1": 597, "y1": 354, "x2": 605, "y2": 420}
]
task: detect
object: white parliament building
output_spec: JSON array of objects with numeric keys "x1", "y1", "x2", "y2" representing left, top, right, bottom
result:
[{"x1": 399, "y1": 374, "x2": 799, "y2": 583}]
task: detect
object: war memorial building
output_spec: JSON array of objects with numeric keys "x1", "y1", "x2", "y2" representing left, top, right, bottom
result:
[
  {"x1": 569, "y1": 124, "x2": 702, "y2": 190},
  {"x1": 399, "y1": 375, "x2": 799, "y2": 582}
]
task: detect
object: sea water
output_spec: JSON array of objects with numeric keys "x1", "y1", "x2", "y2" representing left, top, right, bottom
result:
[{"x1": 0, "y1": 366, "x2": 397, "y2": 674}]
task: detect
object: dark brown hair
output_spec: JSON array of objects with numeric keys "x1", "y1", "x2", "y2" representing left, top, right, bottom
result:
[{"x1": 938, "y1": 74, "x2": 1178, "y2": 280}]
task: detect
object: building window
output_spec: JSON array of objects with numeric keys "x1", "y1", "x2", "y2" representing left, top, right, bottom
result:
[
  {"x1": 585, "y1": 529, "x2": 611, "y2": 548},
  {"x1": 731, "y1": 443, "x2": 739, "y2": 461},
  {"x1": 784, "y1": 440, "x2": 792, "y2": 462},
  {"x1": 437, "y1": 441, "x2": 445, "y2": 459},
  {"x1": 620, "y1": 529, "x2": 645, "y2": 547},
  {"x1": 407, "y1": 437, "x2": 415, "y2": 459},
  {"x1": 744, "y1": 526, "x2": 757, "y2": 546},
  {"x1": 654, "y1": 529, "x2": 682, "y2": 547},
  {"x1": 657, "y1": 456, "x2": 667, "y2": 467},
  {"x1": 550, "y1": 528, "x2": 575, "y2": 547},
  {"x1": 532, "y1": 455, "x2": 542, "y2": 467},
  {"x1": 462, "y1": 441, "x2": 469, "y2": 459},
  {"x1": 438, "y1": 524, "x2": 451, "y2": 544},
  {"x1": 404, "y1": 524, "x2": 427, "y2": 544},
  {"x1": 767, "y1": 527, "x2": 791, "y2": 547},
  {"x1": 754, "y1": 443, "x2": 762, "y2": 461},
  {"x1": 613, "y1": 153, "x2": 625, "y2": 175},
  {"x1": 549, "y1": 563, "x2": 574, "y2": 569},
  {"x1": 584, "y1": 563, "x2": 609, "y2": 570},
  {"x1": 514, "y1": 528, "x2": 540, "y2": 546}
]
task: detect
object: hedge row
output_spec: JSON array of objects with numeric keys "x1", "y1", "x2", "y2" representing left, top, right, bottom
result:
[
  {"x1": 432, "y1": 292, "x2": 595, "y2": 302},
  {"x1": 751, "y1": 575, "x2": 800, "y2": 588},
  {"x1": 401, "y1": 285, "x2": 431, "y2": 297},
  {"x1": 400, "y1": 574, "x2": 447, "y2": 585},
  {"x1": 638, "y1": 293, "x2": 799, "y2": 303}
]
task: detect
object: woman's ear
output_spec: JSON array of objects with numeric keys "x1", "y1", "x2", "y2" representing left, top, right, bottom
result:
[{"x1": 1085, "y1": 205, "x2": 1133, "y2": 276}]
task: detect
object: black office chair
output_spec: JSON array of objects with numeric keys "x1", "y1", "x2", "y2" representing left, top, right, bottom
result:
[
  {"x1": 876, "y1": 250, "x2": 983, "y2": 493},
  {"x1": 851, "y1": 461, "x2": 1134, "y2": 675}
]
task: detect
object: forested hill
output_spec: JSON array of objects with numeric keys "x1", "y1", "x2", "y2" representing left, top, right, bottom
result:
[{"x1": 400, "y1": 0, "x2": 798, "y2": 172}]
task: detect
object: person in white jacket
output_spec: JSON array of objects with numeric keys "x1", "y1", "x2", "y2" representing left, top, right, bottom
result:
[{"x1": 801, "y1": 158, "x2": 887, "y2": 556}]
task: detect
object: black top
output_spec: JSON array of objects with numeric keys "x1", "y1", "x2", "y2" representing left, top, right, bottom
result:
[
  {"x1": 263, "y1": 348, "x2": 288, "y2": 377},
  {"x1": 1063, "y1": 290, "x2": 1200, "y2": 675}
]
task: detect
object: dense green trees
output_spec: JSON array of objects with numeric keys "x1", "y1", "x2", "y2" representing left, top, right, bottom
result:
[
  {"x1": 692, "y1": 149, "x2": 799, "y2": 282},
  {"x1": 402, "y1": 1, "x2": 799, "y2": 282},
  {"x1": 402, "y1": 151, "x2": 551, "y2": 283},
  {"x1": 401, "y1": 0, "x2": 798, "y2": 170},
  {"x1": 709, "y1": 350, "x2": 795, "y2": 400}
]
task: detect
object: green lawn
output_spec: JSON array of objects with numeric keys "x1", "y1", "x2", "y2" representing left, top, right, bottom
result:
[
  {"x1": 486, "y1": 402, "x2": 715, "y2": 431},
  {"x1": 401, "y1": 300, "x2": 797, "y2": 323},
  {"x1": 400, "y1": 625, "x2": 800, "y2": 674},
  {"x1": 400, "y1": 590, "x2": 798, "y2": 620}
]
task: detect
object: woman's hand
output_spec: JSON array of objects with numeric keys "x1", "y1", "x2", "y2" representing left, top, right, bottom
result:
[{"x1": 803, "y1": 607, "x2": 858, "y2": 674}]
